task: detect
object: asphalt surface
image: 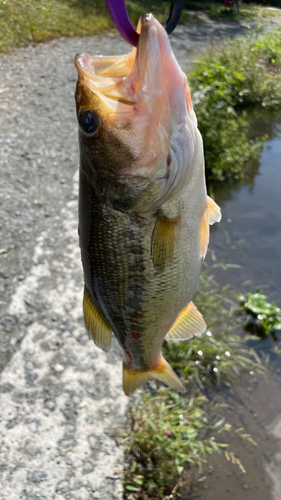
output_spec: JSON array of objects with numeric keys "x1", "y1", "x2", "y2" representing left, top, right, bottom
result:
[{"x1": 0, "y1": 15, "x2": 279, "y2": 500}]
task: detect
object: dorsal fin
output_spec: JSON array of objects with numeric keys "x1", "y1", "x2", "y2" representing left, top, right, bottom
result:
[{"x1": 165, "y1": 301, "x2": 206, "y2": 342}]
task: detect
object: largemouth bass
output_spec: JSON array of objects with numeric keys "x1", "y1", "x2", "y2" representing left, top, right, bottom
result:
[{"x1": 75, "y1": 14, "x2": 221, "y2": 395}]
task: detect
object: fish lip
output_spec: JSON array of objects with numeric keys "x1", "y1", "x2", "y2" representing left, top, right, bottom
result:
[
  {"x1": 74, "y1": 53, "x2": 86, "y2": 74},
  {"x1": 74, "y1": 53, "x2": 100, "y2": 80}
]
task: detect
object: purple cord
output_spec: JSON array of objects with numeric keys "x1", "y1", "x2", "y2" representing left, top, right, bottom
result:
[{"x1": 105, "y1": 0, "x2": 139, "y2": 46}]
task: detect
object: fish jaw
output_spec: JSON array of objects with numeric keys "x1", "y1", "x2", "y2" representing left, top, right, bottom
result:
[{"x1": 74, "y1": 14, "x2": 201, "y2": 204}]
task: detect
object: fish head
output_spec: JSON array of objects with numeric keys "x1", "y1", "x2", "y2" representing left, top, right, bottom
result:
[{"x1": 75, "y1": 14, "x2": 201, "y2": 208}]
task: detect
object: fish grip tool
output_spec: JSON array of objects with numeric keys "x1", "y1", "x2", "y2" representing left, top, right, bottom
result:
[{"x1": 104, "y1": 0, "x2": 183, "y2": 46}]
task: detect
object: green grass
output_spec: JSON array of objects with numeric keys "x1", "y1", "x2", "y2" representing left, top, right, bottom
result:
[
  {"x1": 189, "y1": 26, "x2": 281, "y2": 181},
  {"x1": 0, "y1": 0, "x2": 111, "y2": 52},
  {"x1": 123, "y1": 265, "x2": 267, "y2": 499}
]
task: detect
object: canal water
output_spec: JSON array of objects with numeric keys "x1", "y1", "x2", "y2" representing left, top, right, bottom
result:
[{"x1": 184, "y1": 117, "x2": 281, "y2": 499}]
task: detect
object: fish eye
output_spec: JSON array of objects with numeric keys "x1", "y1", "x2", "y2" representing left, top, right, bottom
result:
[{"x1": 79, "y1": 109, "x2": 100, "y2": 137}]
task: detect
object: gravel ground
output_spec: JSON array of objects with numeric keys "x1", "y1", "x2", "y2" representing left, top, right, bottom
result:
[{"x1": 0, "y1": 15, "x2": 280, "y2": 500}]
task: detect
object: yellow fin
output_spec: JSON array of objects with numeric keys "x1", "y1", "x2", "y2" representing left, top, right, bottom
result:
[
  {"x1": 151, "y1": 213, "x2": 179, "y2": 273},
  {"x1": 207, "y1": 196, "x2": 221, "y2": 225},
  {"x1": 200, "y1": 197, "x2": 221, "y2": 258},
  {"x1": 166, "y1": 301, "x2": 207, "y2": 342},
  {"x1": 123, "y1": 356, "x2": 185, "y2": 396},
  {"x1": 83, "y1": 289, "x2": 112, "y2": 352}
]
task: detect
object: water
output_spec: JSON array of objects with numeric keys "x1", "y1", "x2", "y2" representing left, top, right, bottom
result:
[
  {"x1": 209, "y1": 118, "x2": 281, "y2": 300},
  {"x1": 184, "y1": 118, "x2": 281, "y2": 500}
]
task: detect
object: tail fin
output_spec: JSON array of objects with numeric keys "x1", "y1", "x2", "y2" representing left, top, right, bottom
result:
[{"x1": 123, "y1": 356, "x2": 185, "y2": 396}]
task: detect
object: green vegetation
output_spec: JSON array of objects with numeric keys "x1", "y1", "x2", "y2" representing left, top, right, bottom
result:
[
  {"x1": 208, "y1": 4, "x2": 281, "y2": 20},
  {"x1": 181, "y1": 1, "x2": 281, "y2": 19},
  {"x1": 184, "y1": 1, "x2": 281, "y2": 20},
  {"x1": 0, "y1": 0, "x2": 110, "y2": 53},
  {"x1": 189, "y1": 26, "x2": 281, "y2": 181},
  {"x1": 124, "y1": 390, "x2": 226, "y2": 499},
  {"x1": 240, "y1": 291, "x2": 281, "y2": 338},
  {"x1": 123, "y1": 266, "x2": 266, "y2": 499}
]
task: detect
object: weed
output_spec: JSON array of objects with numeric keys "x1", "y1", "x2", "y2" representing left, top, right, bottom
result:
[{"x1": 124, "y1": 390, "x2": 227, "y2": 499}]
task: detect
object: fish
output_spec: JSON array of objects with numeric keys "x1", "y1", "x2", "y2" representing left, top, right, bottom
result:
[{"x1": 74, "y1": 13, "x2": 221, "y2": 396}]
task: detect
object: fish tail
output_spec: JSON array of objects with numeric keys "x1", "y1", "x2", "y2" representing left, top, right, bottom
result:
[{"x1": 123, "y1": 356, "x2": 185, "y2": 396}]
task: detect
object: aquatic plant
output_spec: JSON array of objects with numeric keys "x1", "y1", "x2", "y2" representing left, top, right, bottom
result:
[{"x1": 239, "y1": 291, "x2": 281, "y2": 338}]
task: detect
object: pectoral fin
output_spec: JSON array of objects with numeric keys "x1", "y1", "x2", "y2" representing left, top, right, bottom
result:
[
  {"x1": 83, "y1": 288, "x2": 112, "y2": 352},
  {"x1": 166, "y1": 302, "x2": 206, "y2": 342},
  {"x1": 200, "y1": 196, "x2": 221, "y2": 258},
  {"x1": 123, "y1": 356, "x2": 185, "y2": 395},
  {"x1": 207, "y1": 195, "x2": 221, "y2": 225},
  {"x1": 151, "y1": 212, "x2": 180, "y2": 273}
]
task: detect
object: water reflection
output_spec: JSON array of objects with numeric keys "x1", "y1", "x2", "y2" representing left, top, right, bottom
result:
[{"x1": 207, "y1": 116, "x2": 281, "y2": 300}]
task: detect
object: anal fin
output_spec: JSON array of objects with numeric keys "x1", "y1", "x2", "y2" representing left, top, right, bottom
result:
[
  {"x1": 151, "y1": 211, "x2": 180, "y2": 273},
  {"x1": 123, "y1": 356, "x2": 185, "y2": 396},
  {"x1": 83, "y1": 288, "x2": 112, "y2": 352},
  {"x1": 165, "y1": 301, "x2": 206, "y2": 343}
]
